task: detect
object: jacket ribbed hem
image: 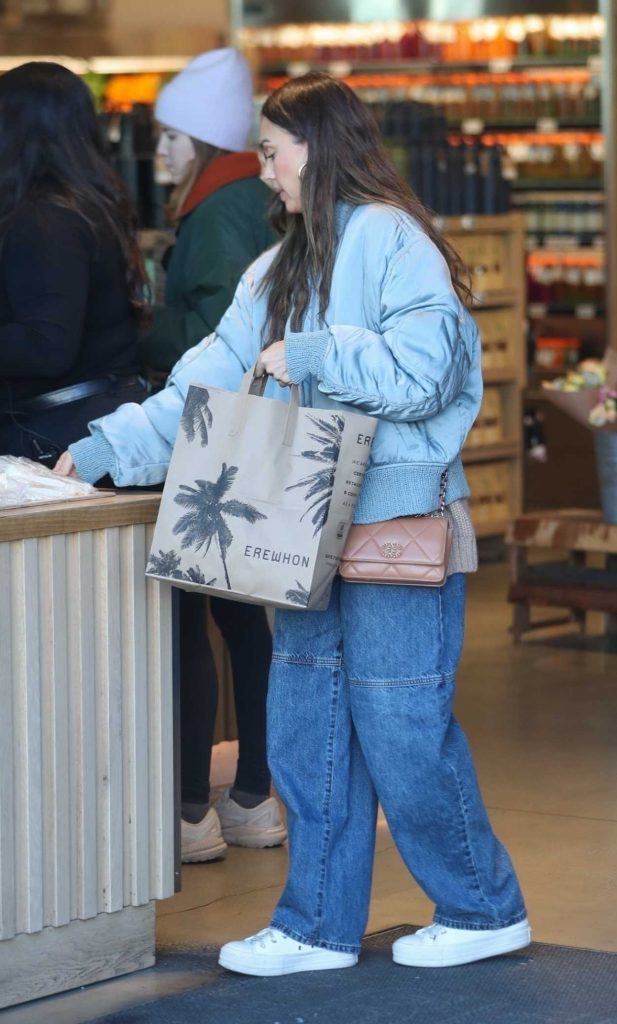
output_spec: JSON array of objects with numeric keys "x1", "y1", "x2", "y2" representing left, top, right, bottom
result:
[
  {"x1": 285, "y1": 329, "x2": 330, "y2": 383},
  {"x1": 353, "y1": 456, "x2": 469, "y2": 523},
  {"x1": 69, "y1": 434, "x2": 116, "y2": 485}
]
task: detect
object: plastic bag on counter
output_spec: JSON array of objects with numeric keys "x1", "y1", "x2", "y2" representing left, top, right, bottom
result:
[{"x1": 0, "y1": 456, "x2": 110, "y2": 508}]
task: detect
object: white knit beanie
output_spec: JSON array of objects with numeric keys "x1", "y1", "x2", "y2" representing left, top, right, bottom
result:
[{"x1": 155, "y1": 48, "x2": 253, "y2": 152}]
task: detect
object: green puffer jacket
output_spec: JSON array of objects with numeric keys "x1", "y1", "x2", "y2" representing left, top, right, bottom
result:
[{"x1": 140, "y1": 163, "x2": 274, "y2": 372}]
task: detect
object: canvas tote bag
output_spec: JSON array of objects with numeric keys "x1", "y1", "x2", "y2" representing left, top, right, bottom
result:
[{"x1": 146, "y1": 370, "x2": 378, "y2": 609}]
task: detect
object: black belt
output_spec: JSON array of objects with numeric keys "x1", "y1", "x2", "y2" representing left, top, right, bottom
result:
[{"x1": 15, "y1": 375, "x2": 141, "y2": 415}]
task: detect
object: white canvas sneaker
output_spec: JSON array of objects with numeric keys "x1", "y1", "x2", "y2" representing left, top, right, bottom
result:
[
  {"x1": 181, "y1": 807, "x2": 227, "y2": 863},
  {"x1": 219, "y1": 927, "x2": 358, "y2": 977},
  {"x1": 214, "y1": 789, "x2": 287, "y2": 848},
  {"x1": 392, "y1": 919, "x2": 531, "y2": 968}
]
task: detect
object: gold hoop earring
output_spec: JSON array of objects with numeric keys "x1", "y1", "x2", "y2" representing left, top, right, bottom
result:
[{"x1": 297, "y1": 161, "x2": 307, "y2": 179}]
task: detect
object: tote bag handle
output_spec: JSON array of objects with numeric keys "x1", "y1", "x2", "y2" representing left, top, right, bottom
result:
[{"x1": 229, "y1": 367, "x2": 300, "y2": 447}]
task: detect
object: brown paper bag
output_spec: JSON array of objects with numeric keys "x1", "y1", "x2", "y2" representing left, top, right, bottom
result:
[{"x1": 146, "y1": 372, "x2": 378, "y2": 610}]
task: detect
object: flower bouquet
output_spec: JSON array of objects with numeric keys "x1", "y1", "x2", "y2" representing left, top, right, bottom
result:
[
  {"x1": 542, "y1": 354, "x2": 617, "y2": 432},
  {"x1": 542, "y1": 350, "x2": 617, "y2": 522}
]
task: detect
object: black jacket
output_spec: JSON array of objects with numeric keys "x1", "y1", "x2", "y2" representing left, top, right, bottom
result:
[
  {"x1": 0, "y1": 199, "x2": 146, "y2": 461},
  {"x1": 0, "y1": 200, "x2": 140, "y2": 406}
]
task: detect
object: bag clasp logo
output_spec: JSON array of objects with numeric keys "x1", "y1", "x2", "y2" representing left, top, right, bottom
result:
[{"x1": 380, "y1": 541, "x2": 403, "y2": 559}]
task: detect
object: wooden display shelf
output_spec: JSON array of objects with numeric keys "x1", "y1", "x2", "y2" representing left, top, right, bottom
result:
[
  {"x1": 463, "y1": 441, "x2": 520, "y2": 463},
  {"x1": 444, "y1": 212, "x2": 525, "y2": 537},
  {"x1": 475, "y1": 517, "x2": 511, "y2": 538},
  {"x1": 507, "y1": 509, "x2": 617, "y2": 641},
  {"x1": 483, "y1": 368, "x2": 521, "y2": 384},
  {"x1": 472, "y1": 290, "x2": 521, "y2": 309}
]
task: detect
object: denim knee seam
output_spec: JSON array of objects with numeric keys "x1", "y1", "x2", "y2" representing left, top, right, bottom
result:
[
  {"x1": 271, "y1": 653, "x2": 342, "y2": 668},
  {"x1": 269, "y1": 919, "x2": 361, "y2": 955},
  {"x1": 349, "y1": 671, "x2": 456, "y2": 688}
]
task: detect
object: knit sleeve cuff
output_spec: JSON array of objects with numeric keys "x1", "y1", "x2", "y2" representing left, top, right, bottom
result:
[
  {"x1": 285, "y1": 328, "x2": 331, "y2": 384},
  {"x1": 69, "y1": 433, "x2": 117, "y2": 485}
]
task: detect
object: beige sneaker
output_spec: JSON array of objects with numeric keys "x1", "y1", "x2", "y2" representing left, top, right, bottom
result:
[
  {"x1": 214, "y1": 789, "x2": 287, "y2": 848},
  {"x1": 181, "y1": 807, "x2": 227, "y2": 863}
]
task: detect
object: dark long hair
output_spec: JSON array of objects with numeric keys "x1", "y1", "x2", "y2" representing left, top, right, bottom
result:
[
  {"x1": 0, "y1": 61, "x2": 148, "y2": 313},
  {"x1": 260, "y1": 72, "x2": 470, "y2": 345}
]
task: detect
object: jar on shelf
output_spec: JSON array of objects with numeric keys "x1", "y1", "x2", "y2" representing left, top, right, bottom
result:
[{"x1": 534, "y1": 336, "x2": 581, "y2": 370}]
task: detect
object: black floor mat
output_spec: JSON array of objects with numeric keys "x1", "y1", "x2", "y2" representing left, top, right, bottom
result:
[{"x1": 90, "y1": 926, "x2": 617, "y2": 1024}]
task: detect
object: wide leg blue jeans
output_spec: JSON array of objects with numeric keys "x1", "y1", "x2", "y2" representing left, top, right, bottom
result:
[{"x1": 267, "y1": 574, "x2": 526, "y2": 954}]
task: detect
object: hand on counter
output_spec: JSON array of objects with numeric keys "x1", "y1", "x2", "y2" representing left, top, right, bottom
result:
[{"x1": 53, "y1": 451, "x2": 79, "y2": 479}]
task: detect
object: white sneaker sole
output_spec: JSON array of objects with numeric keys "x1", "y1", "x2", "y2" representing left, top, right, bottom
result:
[
  {"x1": 218, "y1": 948, "x2": 358, "y2": 977},
  {"x1": 181, "y1": 838, "x2": 227, "y2": 863},
  {"x1": 221, "y1": 823, "x2": 288, "y2": 848},
  {"x1": 392, "y1": 920, "x2": 531, "y2": 968}
]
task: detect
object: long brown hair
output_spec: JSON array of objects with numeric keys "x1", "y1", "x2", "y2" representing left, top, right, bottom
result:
[
  {"x1": 166, "y1": 139, "x2": 230, "y2": 219},
  {"x1": 0, "y1": 61, "x2": 148, "y2": 317},
  {"x1": 260, "y1": 72, "x2": 470, "y2": 345}
]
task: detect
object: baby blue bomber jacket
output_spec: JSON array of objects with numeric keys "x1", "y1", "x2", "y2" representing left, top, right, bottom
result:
[{"x1": 70, "y1": 201, "x2": 483, "y2": 523}]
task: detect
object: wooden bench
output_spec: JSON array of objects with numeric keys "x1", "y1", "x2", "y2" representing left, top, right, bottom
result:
[{"x1": 506, "y1": 509, "x2": 617, "y2": 643}]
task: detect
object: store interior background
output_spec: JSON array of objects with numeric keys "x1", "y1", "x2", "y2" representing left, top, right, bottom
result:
[{"x1": 1, "y1": 2, "x2": 616, "y2": 1020}]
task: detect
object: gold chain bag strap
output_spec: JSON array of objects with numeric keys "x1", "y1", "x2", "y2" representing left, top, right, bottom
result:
[{"x1": 339, "y1": 470, "x2": 452, "y2": 587}]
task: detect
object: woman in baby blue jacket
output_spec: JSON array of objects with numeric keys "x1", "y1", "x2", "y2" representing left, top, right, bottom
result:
[{"x1": 58, "y1": 72, "x2": 529, "y2": 976}]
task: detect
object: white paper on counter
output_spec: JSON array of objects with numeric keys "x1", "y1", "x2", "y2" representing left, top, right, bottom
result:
[{"x1": 0, "y1": 456, "x2": 114, "y2": 509}]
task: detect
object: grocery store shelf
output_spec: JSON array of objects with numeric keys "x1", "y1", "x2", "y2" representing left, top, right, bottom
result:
[
  {"x1": 262, "y1": 56, "x2": 601, "y2": 77},
  {"x1": 441, "y1": 213, "x2": 523, "y2": 234},
  {"x1": 511, "y1": 179, "x2": 603, "y2": 191},
  {"x1": 450, "y1": 120, "x2": 600, "y2": 134},
  {"x1": 512, "y1": 191, "x2": 605, "y2": 203},
  {"x1": 527, "y1": 247, "x2": 604, "y2": 261},
  {"x1": 525, "y1": 234, "x2": 604, "y2": 249},
  {"x1": 528, "y1": 303, "x2": 605, "y2": 319},
  {"x1": 463, "y1": 441, "x2": 520, "y2": 463}
]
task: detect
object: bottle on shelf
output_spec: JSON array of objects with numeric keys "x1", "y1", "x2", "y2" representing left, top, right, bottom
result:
[{"x1": 242, "y1": 14, "x2": 604, "y2": 70}]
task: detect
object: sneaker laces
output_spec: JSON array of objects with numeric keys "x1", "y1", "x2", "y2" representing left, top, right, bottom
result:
[
  {"x1": 247, "y1": 927, "x2": 307, "y2": 951},
  {"x1": 417, "y1": 924, "x2": 448, "y2": 942},
  {"x1": 248, "y1": 927, "x2": 284, "y2": 949}
]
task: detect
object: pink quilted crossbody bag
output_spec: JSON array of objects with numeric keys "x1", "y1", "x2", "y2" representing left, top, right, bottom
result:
[{"x1": 339, "y1": 471, "x2": 452, "y2": 587}]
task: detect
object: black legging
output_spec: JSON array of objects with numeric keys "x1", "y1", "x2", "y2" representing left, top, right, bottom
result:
[{"x1": 179, "y1": 589, "x2": 273, "y2": 805}]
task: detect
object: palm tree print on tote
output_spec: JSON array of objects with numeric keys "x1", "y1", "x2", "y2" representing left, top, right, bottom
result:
[
  {"x1": 147, "y1": 549, "x2": 184, "y2": 579},
  {"x1": 147, "y1": 549, "x2": 216, "y2": 585},
  {"x1": 181, "y1": 386, "x2": 213, "y2": 446},
  {"x1": 172, "y1": 463, "x2": 267, "y2": 590},
  {"x1": 285, "y1": 414, "x2": 344, "y2": 536},
  {"x1": 285, "y1": 581, "x2": 310, "y2": 607},
  {"x1": 184, "y1": 566, "x2": 217, "y2": 586}
]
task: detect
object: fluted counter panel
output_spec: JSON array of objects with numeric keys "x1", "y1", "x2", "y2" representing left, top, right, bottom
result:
[{"x1": 0, "y1": 494, "x2": 173, "y2": 1006}]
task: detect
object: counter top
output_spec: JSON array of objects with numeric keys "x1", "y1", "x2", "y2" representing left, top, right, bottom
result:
[{"x1": 0, "y1": 490, "x2": 161, "y2": 543}]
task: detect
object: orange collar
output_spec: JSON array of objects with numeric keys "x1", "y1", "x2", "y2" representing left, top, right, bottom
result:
[{"x1": 179, "y1": 152, "x2": 262, "y2": 218}]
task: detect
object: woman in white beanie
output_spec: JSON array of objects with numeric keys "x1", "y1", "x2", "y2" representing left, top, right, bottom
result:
[
  {"x1": 140, "y1": 48, "x2": 284, "y2": 863},
  {"x1": 141, "y1": 47, "x2": 274, "y2": 371}
]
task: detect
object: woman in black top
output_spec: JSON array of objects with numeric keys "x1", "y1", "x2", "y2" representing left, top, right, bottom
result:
[{"x1": 0, "y1": 61, "x2": 148, "y2": 464}]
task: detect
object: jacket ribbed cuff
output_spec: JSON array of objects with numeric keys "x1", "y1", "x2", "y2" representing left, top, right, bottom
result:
[
  {"x1": 285, "y1": 329, "x2": 330, "y2": 384},
  {"x1": 69, "y1": 434, "x2": 116, "y2": 485}
]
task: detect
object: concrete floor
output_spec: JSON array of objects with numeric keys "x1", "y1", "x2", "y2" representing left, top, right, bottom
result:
[{"x1": 4, "y1": 561, "x2": 617, "y2": 1022}]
